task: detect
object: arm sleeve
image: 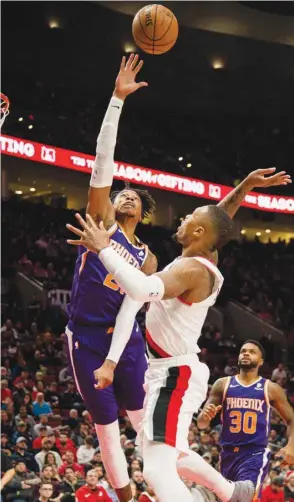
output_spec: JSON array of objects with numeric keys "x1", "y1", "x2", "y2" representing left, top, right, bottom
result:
[
  {"x1": 99, "y1": 247, "x2": 165, "y2": 302},
  {"x1": 90, "y1": 96, "x2": 124, "y2": 188},
  {"x1": 106, "y1": 296, "x2": 143, "y2": 364}
]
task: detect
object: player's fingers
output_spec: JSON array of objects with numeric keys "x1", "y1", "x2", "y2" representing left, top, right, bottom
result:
[
  {"x1": 134, "y1": 59, "x2": 144, "y2": 74},
  {"x1": 126, "y1": 53, "x2": 135, "y2": 69},
  {"x1": 75, "y1": 213, "x2": 89, "y2": 230},
  {"x1": 120, "y1": 56, "x2": 126, "y2": 71},
  {"x1": 258, "y1": 167, "x2": 276, "y2": 175},
  {"x1": 67, "y1": 239, "x2": 85, "y2": 246},
  {"x1": 130, "y1": 54, "x2": 139, "y2": 70},
  {"x1": 85, "y1": 213, "x2": 96, "y2": 228},
  {"x1": 137, "y1": 81, "x2": 148, "y2": 89},
  {"x1": 98, "y1": 221, "x2": 106, "y2": 232},
  {"x1": 66, "y1": 224, "x2": 84, "y2": 237}
]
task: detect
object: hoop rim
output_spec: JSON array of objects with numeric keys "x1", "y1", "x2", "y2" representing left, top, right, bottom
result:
[{"x1": 1, "y1": 93, "x2": 10, "y2": 113}]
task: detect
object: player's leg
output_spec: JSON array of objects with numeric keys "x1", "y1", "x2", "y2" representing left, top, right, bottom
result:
[
  {"x1": 143, "y1": 438, "x2": 196, "y2": 502},
  {"x1": 220, "y1": 447, "x2": 271, "y2": 500},
  {"x1": 65, "y1": 328, "x2": 134, "y2": 502}
]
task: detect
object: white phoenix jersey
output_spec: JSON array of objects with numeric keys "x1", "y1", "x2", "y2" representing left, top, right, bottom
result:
[{"x1": 145, "y1": 256, "x2": 224, "y2": 358}]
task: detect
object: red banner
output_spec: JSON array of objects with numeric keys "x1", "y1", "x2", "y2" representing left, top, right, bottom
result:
[{"x1": 1, "y1": 134, "x2": 293, "y2": 214}]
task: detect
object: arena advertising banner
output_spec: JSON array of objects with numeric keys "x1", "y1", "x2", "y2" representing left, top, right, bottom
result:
[{"x1": 1, "y1": 134, "x2": 294, "y2": 214}]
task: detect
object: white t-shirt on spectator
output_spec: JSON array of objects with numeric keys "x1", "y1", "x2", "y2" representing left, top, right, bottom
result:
[
  {"x1": 76, "y1": 445, "x2": 95, "y2": 465},
  {"x1": 34, "y1": 423, "x2": 54, "y2": 437}
]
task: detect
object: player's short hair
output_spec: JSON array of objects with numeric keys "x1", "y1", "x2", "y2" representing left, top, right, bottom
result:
[
  {"x1": 111, "y1": 183, "x2": 156, "y2": 219},
  {"x1": 241, "y1": 340, "x2": 266, "y2": 360},
  {"x1": 207, "y1": 205, "x2": 234, "y2": 251}
]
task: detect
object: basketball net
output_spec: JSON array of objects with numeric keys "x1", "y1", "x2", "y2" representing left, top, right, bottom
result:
[{"x1": 0, "y1": 93, "x2": 10, "y2": 128}]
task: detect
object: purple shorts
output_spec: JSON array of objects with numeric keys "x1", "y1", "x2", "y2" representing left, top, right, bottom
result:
[
  {"x1": 221, "y1": 445, "x2": 271, "y2": 497},
  {"x1": 65, "y1": 321, "x2": 147, "y2": 424}
]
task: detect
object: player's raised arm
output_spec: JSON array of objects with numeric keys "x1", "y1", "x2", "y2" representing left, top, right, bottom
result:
[
  {"x1": 269, "y1": 381, "x2": 294, "y2": 465},
  {"x1": 87, "y1": 54, "x2": 148, "y2": 227},
  {"x1": 197, "y1": 378, "x2": 225, "y2": 430},
  {"x1": 218, "y1": 168, "x2": 291, "y2": 219}
]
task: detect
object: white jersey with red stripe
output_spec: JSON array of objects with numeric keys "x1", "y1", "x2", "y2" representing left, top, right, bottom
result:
[{"x1": 146, "y1": 256, "x2": 224, "y2": 358}]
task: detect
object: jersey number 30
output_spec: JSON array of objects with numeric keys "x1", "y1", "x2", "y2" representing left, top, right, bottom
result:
[{"x1": 229, "y1": 411, "x2": 257, "y2": 435}]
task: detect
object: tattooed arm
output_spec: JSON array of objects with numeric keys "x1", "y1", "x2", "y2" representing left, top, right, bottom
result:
[{"x1": 218, "y1": 168, "x2": 291, "y2": 219}]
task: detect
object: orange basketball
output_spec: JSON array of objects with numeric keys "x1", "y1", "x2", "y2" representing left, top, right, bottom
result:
[{"x1": 132, "y1": 4, "x2": 178, "y2": 55}]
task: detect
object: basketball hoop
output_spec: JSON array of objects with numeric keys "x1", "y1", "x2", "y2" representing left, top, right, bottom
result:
[{"x1": 0, "y1": 93, "x2": 10, "y2": 128}]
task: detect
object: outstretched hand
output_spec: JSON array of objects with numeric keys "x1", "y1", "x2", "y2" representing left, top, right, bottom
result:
[
  {"x1": 246, "y1": 168, "x2": 292, "y2": 189},
  {"x1": 66, "y1": 213, "x2": 110, "y2": 254},
  {"x1": 113, "y1": 53, "x2": 148, "y2": 101}
]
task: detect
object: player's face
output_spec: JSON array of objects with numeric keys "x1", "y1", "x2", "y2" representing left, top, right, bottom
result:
[
  {"x1": 238, "y1": 343, "x2": 263, "y2": 370},
  {"x1": 175, "y1": 207, "x2": 208, "y2": 245},
  {"x1": 114, "y1": 190, "x2": 142, "y2": 221}
]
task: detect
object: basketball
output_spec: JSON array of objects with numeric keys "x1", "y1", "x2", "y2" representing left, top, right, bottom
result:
[{"x1": 132, "y1": 4, "x2": 179, "y2": 55}]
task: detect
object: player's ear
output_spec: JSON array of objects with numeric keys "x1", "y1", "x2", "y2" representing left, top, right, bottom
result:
[{"x1": 193, "y1": 225, "x2": 205, "y2": 238}]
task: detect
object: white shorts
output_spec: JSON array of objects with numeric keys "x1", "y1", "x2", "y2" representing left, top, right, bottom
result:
[{"x1": 139, "y1": 353, "x2": 210, "y2": 453}]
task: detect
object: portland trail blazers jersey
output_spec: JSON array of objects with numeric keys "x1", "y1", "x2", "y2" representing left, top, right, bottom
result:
[
  {"x1": 221, "y1": 375, "x2": 271, "y2": 448},
  {"x1": 67, "y1": 222, "x2": 148, "y2": 327}
]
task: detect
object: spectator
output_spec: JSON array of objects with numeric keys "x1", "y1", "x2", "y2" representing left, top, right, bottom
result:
[
  {"x1": 1, "y1": 410, "x2": 14, "y2": 437},
  {"x1": 15, "y1": 405, "x2": 36, "y2": 432},
  {"x1": 59, "y1": 466, "x2": 84, "y2": 495},
  {"x1": 12, "y1": 421, "x2": 33, "y2": 446},
  {"x1": 33, "y1": 427, "x2": 49, "y2": 450},
  {"x1": 75, "y1": 469, "x2": 112, "y2": 502},
  {"x1": 34, "y1": 415, "x2": 54, "y2": 437},
  {"x1": 32, "y1": 393, "x2": 52, "y2": 418},
  {"x1": 285, "y1": 472, "x2": 294, "y2": 502},
  {"x1": 11, "y1": 437, "x2": 39, "y2": 473},
  {"x1": 138, "y1": 485, "x2": 157, "y2": 501},
  {"x1": 34, "y1": 481, "x2": 54, "y2": 502},
  {"x1": 1, "y1": 379, "x2": 12, "y2": 402},
  {"x1": 60, "y1": 381, "x2": 82, "y2": 410},
  {"x1": 38, "y1": 465, "x2": 61, "y2": 498},
  {"x1": 44, "y1": 382, "x2": 60, "y2": 405},
  {"x1": 261, "y1": 477, "x2": 285, "y2": 502},
  {"x1": 1, "y1": 433, "x2": 12, "y2": 457},
  {"x1": 14, "y1": 368, "x2": 35, "y2": 390},
  {"x1": 272, "y1": 364, "x2": 288, "y2": 387},
  {"x1": 56, "y1": 431, "x2": 77, "y2": 460},
  {"x1": 84, "y1": 450, "x2": 103, "y2": 474},
  {"x1": 71, "y1": 423, "x2": 90, "y2": 447},
  {"x1": 4, "y1": 460, "x2": 41, "y2": 502},
  {"x1": 65, "y1": 409, "x2": 80, "y2": 431},
  {"x1": 77, "y1": 436, "x2": 95, "y2": 465},
  {"x1": 58, "y1": 451, "x2": 85, "y2": 477},
  {"x1": 58, "y1": 366, "x2": 72, "y2": 384},
  {"x1": 132, "y1": 470, "x2": 147, "y2": 496},
  {"x1": 35, "y1": 438, "x2": 62, "y2": 471}
]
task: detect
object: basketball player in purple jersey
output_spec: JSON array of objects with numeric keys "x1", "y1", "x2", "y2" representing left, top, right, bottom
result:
[
  {"x1": 66, "y1": 54, "x2": 157, "y2": 502},
  {"x1": 198, "y1": 340, "x2": 294, "y2": 500}
]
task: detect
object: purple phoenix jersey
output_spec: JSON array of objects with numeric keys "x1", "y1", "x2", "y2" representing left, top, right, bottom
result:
[
  {"x1": 65, "y1": 222, "x2": 149, "y2": 425},
  {"x1": 67, "y1": 222, "x2": 148, "y2": 328},
  {"x1": 220, "y1": 375, "x2": 272, "y2": 497}
]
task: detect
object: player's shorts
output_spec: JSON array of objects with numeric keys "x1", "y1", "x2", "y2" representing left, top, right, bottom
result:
[
  {"x1": 139, "y1": 353, "x2": 209, "y2": 453},
  {"x1": 221, "y1": 445, "x2": 271, "y2": 498},
  {"x1": 65, "y1": 322, "x2": 148, "y2": 425}
]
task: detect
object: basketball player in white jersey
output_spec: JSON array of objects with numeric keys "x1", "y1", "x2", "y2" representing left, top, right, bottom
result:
[{"x1": 66, "y1": 168, "x2": 291, "y2": 502}]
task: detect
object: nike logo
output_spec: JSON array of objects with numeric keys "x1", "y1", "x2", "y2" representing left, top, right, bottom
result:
[
  {"x1": 252, "y1": 452, "x2": 262, "y2": 456},
  {"x1": 111, "y1": 105, "x2": 120, "y2": 109},
  {"x1": 230, "y1": 385, "x2": 240, "y2": 388}
]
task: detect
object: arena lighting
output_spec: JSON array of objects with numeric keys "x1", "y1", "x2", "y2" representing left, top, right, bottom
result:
[
  {"x1": 18, "y1": 117, "x2": 23, "y2": 122},
  {"x1": 124, "y1": 43, "x2": 136, "y2": 54},
  {"x1": 1, "y1": 135, "x2": 294, "y2": 215},
  {"x1": 265, "y1": 229, "x2": 271, "y2": 234},
  {"x1": 256, "y1": 232, "x2": 262, "y2": 237},
  {"x1": 49, "y1": 19, "x2": 60, "y2": 29},
  {"x1": 240, "y1": 229, "x2": 246, "y2": 235},
  {"x1": 178, "y1": 156, "x2": 183, "y2": 161},
  {"x1": 187, "y1": 163, "x2": 192, "y2": 168},
  {"x1": 15, "y1": 190, "x2": 22, "y2": 195},
  {"x1": 30, "y1": 187, "x2": 36, "y2": 192},
  {"x1": 212, "y1": 58, "x2": 224, "y2": 70},
  {"x1": 28, "y1": 125, "x2": 33, "y2": 130}
]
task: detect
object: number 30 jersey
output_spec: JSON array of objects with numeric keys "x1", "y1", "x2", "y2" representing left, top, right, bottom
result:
[
  {"x1": 220, "y1": 375, "x2": 271, "y2": 448},
  {"x1": 67, "y1": 222, "x2": 148, "y2": 328}
]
